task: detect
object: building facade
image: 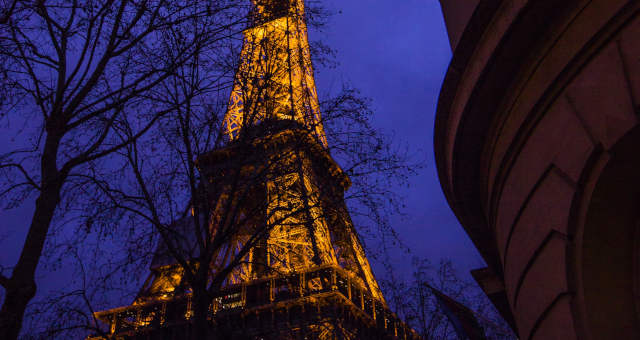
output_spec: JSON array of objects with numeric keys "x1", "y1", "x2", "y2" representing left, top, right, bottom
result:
[{"x1": 435, "y1": 0, "x2": 640, "y2": 339}]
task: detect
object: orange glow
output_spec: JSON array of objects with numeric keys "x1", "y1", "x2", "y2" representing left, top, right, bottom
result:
[
  {"x1": 222, "y1": 0, "x2": 327, "y2": 147},
  {"x1": 91, "y1": 2, "x2": 395, "y2": 338}
]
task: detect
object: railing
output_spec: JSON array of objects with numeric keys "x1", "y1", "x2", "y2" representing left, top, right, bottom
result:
[{"x1": 93, "y1": 265, "x2": 418, "y2": 339}]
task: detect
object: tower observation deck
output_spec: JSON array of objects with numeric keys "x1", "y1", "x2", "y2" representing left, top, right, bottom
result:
[{"x1": 90, "y1": 1, "x2": 418, "y2": 339}]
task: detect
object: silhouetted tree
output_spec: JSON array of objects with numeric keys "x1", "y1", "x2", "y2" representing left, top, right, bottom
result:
[
  {"x1": 383, "y1": 258, "x2": 516, "y2": 340},
  {"x1": 1, "y1": 1, "x2": 416, "y2": 339},
  {"x1": 0, "y1": 1, "x2": 251, "y2": 338},
  {"x1": 81, "y1": 26, "x2": 416, "y2": 337}
]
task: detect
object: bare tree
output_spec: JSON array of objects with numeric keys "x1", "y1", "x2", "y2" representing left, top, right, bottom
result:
[
  {"x1": 0, "y1": 1, "x2": 251, "y2": 338},
  {"x1": 382, "y1": 258, "x2": 516, "y2": 340},
  {"x1": 71, "y1": 5, "x2": 418, "y2": 337},
  {"x1": 0, "y1": 1, "x2": 417, "y2": 339}
]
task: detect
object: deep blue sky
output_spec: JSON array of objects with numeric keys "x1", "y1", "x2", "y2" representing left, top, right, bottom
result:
[
  {"x1": 314, "y1": 0, "x2": 485, "y2": 279},
  {"x1": 0, "y1": 0, "x2": 485, "y2": 312}
]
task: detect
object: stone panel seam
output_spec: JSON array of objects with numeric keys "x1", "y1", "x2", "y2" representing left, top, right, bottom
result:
[
  {"x1": 551, "y1": 165, "x2": 579, "y2": 192},
  {"x1": 502, "y1": 165, "x2": 552, "y2": 267},
  {"x1": 484, "y1": 0, "x2": 590, "y2": 202},
  {"x1": 513, "y1": 229, "x2": 568, "y2": 309},
  {"x1": 614, "y1": 38, "x2": 639, "y2": 114},
  {"x1": 486, "y1": 0, "x2": 592, "y2": 232},
  {"x1": 527, "y1": 292, "x2": 574, "y2": 340},
  {"x1": 488, "y1": 1, "x2": 639, "y2": 245},
  {"x1": 502, "y1": 165, "x2": 575, "y2": 269},
  {"x1": 563, "y1": 93, "x2": 599, "y2": 148}
]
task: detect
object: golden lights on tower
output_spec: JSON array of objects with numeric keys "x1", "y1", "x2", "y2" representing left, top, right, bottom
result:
[
  {"x1": 222, "y1": 0, "x2": 327, "y2": 147},
  {"x1": 219, "y1": 0, "x2": 385, "y2": 303},
  {"x1": 88, "y1": 1, "x2": 420, "y2": 338}
]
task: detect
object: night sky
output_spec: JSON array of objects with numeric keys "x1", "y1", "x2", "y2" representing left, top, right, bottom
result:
[
  {"x1": 0, "y1": 0, "x2": 485, "y2": 314},
  {"x1": 314, "y1": 0, "x2": 484, "y2": 280}
]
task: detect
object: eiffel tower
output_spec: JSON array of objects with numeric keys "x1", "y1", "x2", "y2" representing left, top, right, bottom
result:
[{"x1": 91, "y1": 1, "x2": 417, "y2": 339}]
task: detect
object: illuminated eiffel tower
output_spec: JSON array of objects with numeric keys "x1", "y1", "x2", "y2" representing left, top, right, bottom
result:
[{"x1": 91, "y1": 1, "x2": 417, "y2": 339}]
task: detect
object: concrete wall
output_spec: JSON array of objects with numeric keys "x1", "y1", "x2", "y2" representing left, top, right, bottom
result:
[{"x1": 434, "y1": 0, "x2": 640, "y2": 338}]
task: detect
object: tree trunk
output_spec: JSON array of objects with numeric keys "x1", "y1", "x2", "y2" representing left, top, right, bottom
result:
[
  {"x1": 0, "y1": 280, "x2": 36, "y2": 340},
  {"x1": 191, "y1": 288, "x2": 211, "y2": 340},
  {"x1": 0, "y1": 184, "x2": 62, "y2": 339},
  {"x1": 0, "y1": 133, "x2": 63, "y2": 340}
]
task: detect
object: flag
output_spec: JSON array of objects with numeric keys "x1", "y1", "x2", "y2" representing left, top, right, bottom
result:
[{"x1": 427, "y1": 284, "x2": 486, "y2": 340}]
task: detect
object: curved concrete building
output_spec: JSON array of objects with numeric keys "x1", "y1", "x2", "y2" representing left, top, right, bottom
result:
[{"x1": 434, "y1": 1, "x2": 640, "y2": 339}]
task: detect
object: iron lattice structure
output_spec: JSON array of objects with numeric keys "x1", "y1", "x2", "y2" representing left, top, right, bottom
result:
[
  {"x1": 91, "y1": 1, "x2": 418, "y2": 339},
  {"x1": 222, "y1": 0, "x2": 327, "y2": 147}
]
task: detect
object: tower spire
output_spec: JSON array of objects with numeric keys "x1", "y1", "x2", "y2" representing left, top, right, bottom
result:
[{"x1": 222, "y1": 0, "x2": 327, "y2": 147}]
